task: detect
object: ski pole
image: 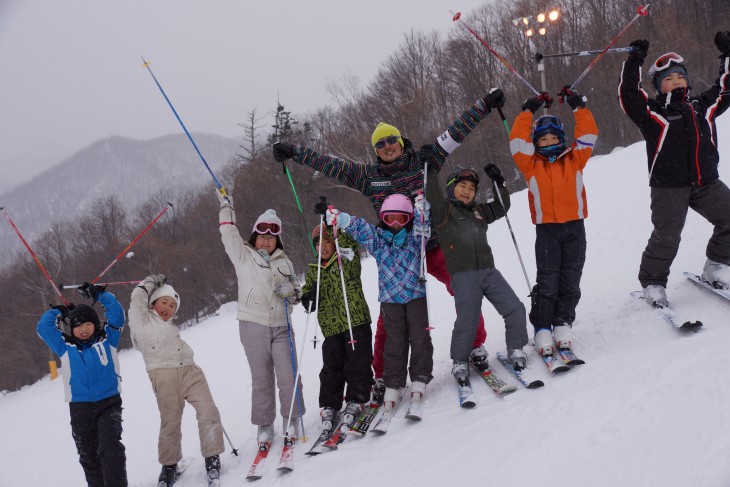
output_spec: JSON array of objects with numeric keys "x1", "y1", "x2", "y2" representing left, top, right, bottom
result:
[
  {"x1": 311, "y1": 205, "x2": 327, "y2": 350},
  {"x1": 282, "y1": 298, "x2": 307, "y2": 441},
  {"x1": 281, "y1": 155, "x2": 316, "y2": 256},
  {"x1": 222, "y1": 427, "x2": 239, "y2": 456},
  {"x1": 140, "y1": 57, "x2": 229, "y2": 200},
  {"x1": 419, "y1": 165, "x2": 428, "y2": 282},
  {"x1": 415, "y1": 188, "x2": 434, "y2": 332},
  {"x1": 538, "y1": 47, "x2": 633, "y2": 59},
  {"x1": 567, "y1": 3, "x2": 651, "y2": 91},
  {"x1": 327, "y1": 205, "x2": 357, "y2": 350},
  {"x1": 92, "y1": 202, "x2": 172, "y2": 284},
  {"x1": 495, "y1": 108, "x2": 533, "y2": 294},
  {"x1": 451, "y1": 11, "x2": 541, "y2": 96},
  {"x1": 2, "y1": 207, "x2": 69, "y2": 305},
  {"x1": 60, "y1": 280, "x2": 142, "y2": 289}
]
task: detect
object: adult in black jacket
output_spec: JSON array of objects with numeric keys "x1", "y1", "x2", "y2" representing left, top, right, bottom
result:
[{"x1": 618, "y1": 33, "x2": 730, "y2": 303}]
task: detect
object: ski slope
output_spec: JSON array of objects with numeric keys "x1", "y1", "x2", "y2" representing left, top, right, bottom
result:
[{"x1": 2, "y1": 118, "x2": 730, "y2": 486}]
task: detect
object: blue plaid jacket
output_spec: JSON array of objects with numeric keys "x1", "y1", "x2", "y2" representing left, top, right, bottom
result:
[{"x1": 345, "y1": 206, "x2": 429, "y2": 304}]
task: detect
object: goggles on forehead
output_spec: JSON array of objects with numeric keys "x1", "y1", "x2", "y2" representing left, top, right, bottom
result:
[
  {"x1": 381, "y1": 212, "x2": 411, "y2": 227},
  {"x1": 651, "y1": 52, "x2": 685, "y2": 74},
  {"x1": 374, "y1": 136, "x2": 401, "y2": 150},
  {"x1": 447, "y1": 168, "x2": 480, "y2": 187},
  {"x1": 254, "y1": 222, "x2": 281, "y2": 236},
  {"x1": 533, "y1": 115, "x2": 564, "y2": 134}
]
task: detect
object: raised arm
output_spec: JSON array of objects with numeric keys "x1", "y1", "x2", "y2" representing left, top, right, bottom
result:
[{"x1": 618, "y1": 39, "x2": 653, "y2": 128}]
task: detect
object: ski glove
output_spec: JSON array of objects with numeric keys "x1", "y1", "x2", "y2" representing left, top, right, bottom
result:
[
  {"x1": 151, "y1": 274, "x2": 167, "y2": 287},
  {"x1": 78, "y1": 282, "x2": 106, "y2": 302},
  {"x1": 565, "y1": 89, "x2": 587, "y2": 111},
  {"x1": 314, "y1": 200, "x2": 329, "y2": 216},
  {"x1": 274, "y1": 281, "x2": 296, "y2": 299},
  {"x1": 51, "y1": 303, "x2": 74, "y2": 320},
  {"x1": 301, "y1": 290, "x2": 317, "y2": 313},
  {"x1": 715, "y1": 31, "x2": 730, "y2": 57},
  {"x1": 414, "y1": 192, "x2": 429, "y2": 214},
  {"x1": 521, "y1": 96, "x2": 544, "y2": 113},
  {"x1": 483, "y1": 88, "x2": 505, "y2": 111},
  {"x1": 216, "y1": 188, "x2": 232, "y2": 208},
  {"x1": 417, "y1": 144, "x2": 437, "y2": 170},
  {"x1": 628, "y1": 39, "x2": 649, "y2": 62},
  {"x1": 326, "y1": 208, "x2": 351, "y2": 229},
  {"x1": 484, "y1": 164, "x2": 505, "y2": 187},
  {"x1": 273, "y1": 142, "x2": 295, "y2": 163}
]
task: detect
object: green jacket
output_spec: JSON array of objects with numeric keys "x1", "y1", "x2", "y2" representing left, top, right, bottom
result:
[
  {"x1": 302, "y1": 228, "x2": 371, "y2": 338},
  {"x1": 427, "y1": 170, "x2": 510, "y2": 274}
]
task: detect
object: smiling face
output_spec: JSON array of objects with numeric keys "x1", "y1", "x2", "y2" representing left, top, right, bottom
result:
[
  {"x1": 375, "y1": 137, "x2": 403, "y2": 163},
  {"x1": 255, "y1": 233, "x2": 278, "y2": 255},
  {"x1": 153, "y1": 296, "x2": 178, "y2": 321},
  {"x1": 316, "y1": 238, "x2": 336, "y2": 261},
  {"x1": 659, "y1": 71, "x2": 688, "y2": 94},
  {"x1": 454, "y1": 180, "x2": 476, "y2": 205},
  {"x1": 72, "y1": 322, "x2": 95, "y2": 340}
]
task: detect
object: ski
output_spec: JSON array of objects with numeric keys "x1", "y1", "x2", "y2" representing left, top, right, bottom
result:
[
  {"x1": 469, "y1": 358, "x2": 518, "y2": 395},
  {"x1": 348, "y1": 402, "x2": 380, "y2": 437},
  {"x1": 245, "y1": 442, "x2": 271, "y2": 481},
  {"x1": 404, "y1": 393, "x2": 423, "y2": 421},
  {"x1": 306, "y1": 410, "x2": 342, "y2": 456},
  {"x1": 534, "y1": 346, "x2": 571, "y2": 374},
  {"x1": 276, "y1": 436, "x2": 295, "y2": 473},
  {"x1": 322, "y1": 409, "x2": 361, "y2": 450},
  {"x1": 371, "y1": 389, "x2": 407, "y2": 435},
  {"x1": 207, "y1": 472, "x2": 221, "y2": 487},
  {"x1": 456, "y1": 377, "x2": 478, "y2": 408},
  {"x1": 159, "y1": 458, "x2": 189, "y2": 486},
  {"x1": 630, "y1": 291, "x2": 703, "y2": 331},
  {"x1": 496, "y1": 352, "x2": 544, "y2": 388},
  {"x1": 557, "y1": 346, "x2": 585, "y2": 366},
  {"x1": 684, "y1": 272, "x2": 730, "y2": 302}
]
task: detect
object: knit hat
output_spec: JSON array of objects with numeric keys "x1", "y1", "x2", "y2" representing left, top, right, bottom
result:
[
  {"x1": 371, "y1": 122, "x2": 404, "y2": 154},
  {"x1": 249, "y1": 209, "x2": 284, "y2": 251},
  {"x1": 68, "y1": 304, "x2": 101, "y2": 331},
  {"x1": 311, "y1": 223, "x2": 335, "y2": 246},
  {"x1": 150, "y1": 284, "x2": 181, "y2": 312}
]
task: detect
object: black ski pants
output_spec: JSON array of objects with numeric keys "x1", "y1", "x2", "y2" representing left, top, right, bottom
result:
[
  {"x1": 318, "y1": 323, "x2": 374, "y2": 409},
  {"x1": 69, "y1": 394, "x2": 127, "y2": 487},
  {"x1": 381, "y1": 298, "x2": 433, "y2": 389},
  {"x1": 530, "y1": 220, "x2": 587, "y2": 329},
  {"x1": 640, "y1": 180, "x2": 730, "y2": 287}
]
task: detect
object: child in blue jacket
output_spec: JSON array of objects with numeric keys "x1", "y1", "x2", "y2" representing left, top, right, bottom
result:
[{"x1": 37, "y1": 283, "x2": 127, "y2": 487}]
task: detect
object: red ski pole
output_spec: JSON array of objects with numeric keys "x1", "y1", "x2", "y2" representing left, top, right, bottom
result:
[
  {"x1": 1, "y1": 207, "x2": 69, "y2": 305},
  {"x1": 567, "y1": 3, "x2": 651, "y2": 91},
  {"x1": 92, "y1": 202, "x2": 172, "y2": 284}
]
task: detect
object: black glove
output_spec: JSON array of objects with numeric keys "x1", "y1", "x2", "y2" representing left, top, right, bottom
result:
[
  {"x1": 301, "y1": 290, "x2": 317, "y2": 313},
  {"x1": 50, "y1": 303, "x2": 74, "y2": 319},
  {"x1": 483, "y1": 88, "x2": 505, "y2": 111},
  {"x1": 521, "y1": 96, "x2": 544, "y2": 113},
  {"x1": 628, "y1": 39, "x2": 649, "y2": 62},
  {"x1": 314, "y1": 197, "x2": 328, "y2": 216},
  {"x1": 565, "y1": 87, "x2": 586, "y2": 110},
  {"x1": 78, "y1": 282, "x2": 106, "y2": 302},
  {"x1": 484, "y1": 164, "x2": 505, "y2": 187},
  {"x1": 272, "y1": 142, "x2": 294, "y2": 162},
  {"x1": 417, "y1": 144, "x2": 437, "y2": 169},
  {"x1": 715, "y1": 31, "x2": 730, "y2": 57}
]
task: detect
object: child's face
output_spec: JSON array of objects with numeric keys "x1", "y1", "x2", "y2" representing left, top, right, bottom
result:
[
  {"x1": 255, "y1": 233, "x2": 277, "y2": 255},
  {"x1": 659, "y1": 72, "x2": 688, "y2": 94},
  {"x1": 153, "y1": 296, "x2": 178, "y2": 321},
  {"x1": 454, "y1": 180, "x2": 476, "y2": 205},
  {"x1": 72, "y1": 322, "x2": 95, "y2": 340},
  {"x1": 316, "y1": 238, "x2": 335, "y2": 261},
  {"x1": 537, "y1": 133, "x2": 560, "y2": 147}
]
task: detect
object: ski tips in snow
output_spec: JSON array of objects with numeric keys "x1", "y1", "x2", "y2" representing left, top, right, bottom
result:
[
  {"x1": 630, "y1": 290, "x2": 703, "y2": 332},
  {"x1": 684, "y1": 272, "x2": 730, "y2": 303},
  {"x1": 496, "y1": 352, "x2": 545, "y2": 388}
]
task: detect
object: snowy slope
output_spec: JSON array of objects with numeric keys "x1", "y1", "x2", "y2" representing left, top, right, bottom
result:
[{"x1": 2, "y1": 117, "x2": 730, "y2": 486}]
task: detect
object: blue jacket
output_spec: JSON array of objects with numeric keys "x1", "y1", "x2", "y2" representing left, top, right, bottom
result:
[
  {"x1": 345, "y1": 204, "x2": 429, "y2": 304},
  {"x1": 37, "y1": 291, "x2": 125, "y2": 403}
]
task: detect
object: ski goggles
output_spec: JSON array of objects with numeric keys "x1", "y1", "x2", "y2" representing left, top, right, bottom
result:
[
  {"x1": 651, "y1": 52, "x2": 684, "y2": 73},
  {"x1": 254, "y1": 222, "x2": 281, "y2": 236},
  {"x1": 381, "y1": 212, "x2": 411, "y2": 227},
  {"x1": 374, "y1": 135, "x2": 401, "y2": 150},
  {"x1": 447, "y1": 168, "x2": 480, "y2": 187},
  {"x1": 533, "y1": 115, "x2": 564, "y2": 134}
]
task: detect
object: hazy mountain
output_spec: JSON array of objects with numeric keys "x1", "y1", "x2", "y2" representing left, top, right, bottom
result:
[{"x1": 0, "y1": 133, "x2": 242, "y2": 267}]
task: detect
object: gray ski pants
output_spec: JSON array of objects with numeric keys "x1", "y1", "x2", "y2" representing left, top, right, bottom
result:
[
  {"x1": 239, "y1": 320, "x2": 305, "y2": 426},
  {"x1": 148, "y1": 365, "x2": 224, "y2": 465},
  {"x1": 640, "y1": 180, "x2": 730, "y2": 287},
  {"x1": 451, "y1": 268, "x2": 528, "y2": 362}
]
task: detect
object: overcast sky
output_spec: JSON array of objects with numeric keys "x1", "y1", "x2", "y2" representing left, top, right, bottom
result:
[{"x1": 1, "y1": 0, "x2": 490, "y2": 187}]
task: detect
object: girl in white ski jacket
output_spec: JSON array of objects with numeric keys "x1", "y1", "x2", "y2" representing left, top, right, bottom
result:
[{"x1": 218, "y1": 197, "x2": 304, "y2": 444}]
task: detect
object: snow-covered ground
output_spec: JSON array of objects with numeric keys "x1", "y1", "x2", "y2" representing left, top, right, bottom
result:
[{"x1": 3, "y1": 118, "x2": 730, "y2": 486}]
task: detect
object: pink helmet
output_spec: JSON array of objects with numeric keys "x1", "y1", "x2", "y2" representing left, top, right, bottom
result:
[{"x1": 379, "y1": 193, "x2": 413, "y2": 218}]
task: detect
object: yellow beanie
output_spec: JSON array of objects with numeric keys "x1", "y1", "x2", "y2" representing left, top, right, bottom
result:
[{"x1": 371, "y1": 122, "x2": 404, "y2": 154}]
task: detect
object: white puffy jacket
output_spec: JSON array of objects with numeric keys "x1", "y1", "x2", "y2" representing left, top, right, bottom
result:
[{"x1": 219, "y1": 207, "x2": 301, "y2": 327}]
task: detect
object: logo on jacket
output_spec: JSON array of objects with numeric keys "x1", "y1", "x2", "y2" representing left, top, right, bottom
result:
[{"x1": 371, "y1": 181, "x2": 392, "y2": 187}]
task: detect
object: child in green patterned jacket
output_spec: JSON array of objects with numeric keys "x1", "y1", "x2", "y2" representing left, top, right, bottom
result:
[{"x1": 302, "y1": 221, "x2": 373, "y2": 429}]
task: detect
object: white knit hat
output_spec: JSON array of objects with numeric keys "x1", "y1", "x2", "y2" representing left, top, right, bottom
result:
[
  {"x1": 252, "y1": 209, "x2": 282, "y2": 233},
  {"x1": 150, "y1": 284, "x2": 181, "y2": 313}
]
